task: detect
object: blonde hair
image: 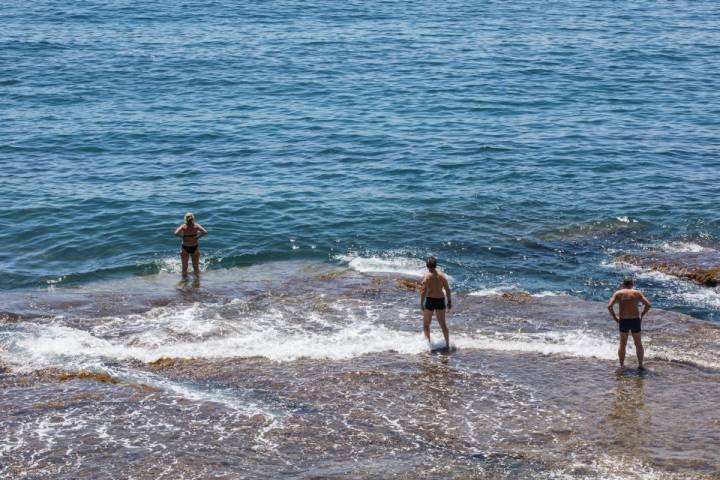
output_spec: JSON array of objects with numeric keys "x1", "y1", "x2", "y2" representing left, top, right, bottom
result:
[{"x1": 184, "y1": 212, "x2": 194, "y2": 222}]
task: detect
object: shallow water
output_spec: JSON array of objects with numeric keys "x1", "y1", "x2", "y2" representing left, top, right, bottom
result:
[{"x1": 1, "y1": 263, "x2": 719, "y2": 479}]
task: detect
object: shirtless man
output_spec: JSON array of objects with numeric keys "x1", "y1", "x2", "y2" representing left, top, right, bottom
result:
[
  {"x1": 420, "y1": 256, "x2": 452, "y2": 350},
  {"x1": 607, "y1": 277, "x2": 651, "y2": 369},
  {"x1": 174, "y1": 212, "x2": 207, "y2": 276}
]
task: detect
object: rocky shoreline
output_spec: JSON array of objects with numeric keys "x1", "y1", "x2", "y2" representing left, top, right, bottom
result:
[{"x1": 616, "y1": 249, "x2": 720, "y2": 287}]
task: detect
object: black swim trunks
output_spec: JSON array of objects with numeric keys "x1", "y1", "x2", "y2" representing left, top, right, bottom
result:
[
  {"x1": 182, "y1": 245, "x2": 198, "y2": 255},
  {"x1": 619, "y1": 318, "x2": 641, "y2": 333},
  {"x1": 424, "y1": 297, "x2": 446, "y2": 311}
]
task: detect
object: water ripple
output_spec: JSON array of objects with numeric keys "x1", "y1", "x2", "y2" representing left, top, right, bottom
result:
[{"x1": 1, "y1": 0, "x2": 719, "y2": 321}]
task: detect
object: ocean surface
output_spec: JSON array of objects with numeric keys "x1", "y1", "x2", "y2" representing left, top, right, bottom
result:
[{"x1": 2, "y1": 1, "x2": 720, "y2": 479}]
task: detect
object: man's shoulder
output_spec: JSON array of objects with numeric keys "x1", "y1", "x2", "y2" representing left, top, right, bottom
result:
[{"x1": 617, "y1": 288, "x2": 642, "y2": 297}]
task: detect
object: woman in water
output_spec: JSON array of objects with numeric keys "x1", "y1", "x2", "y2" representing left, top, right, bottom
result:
[{"x1": 174, "y1": 212, "x2": 207, "y2": 276}]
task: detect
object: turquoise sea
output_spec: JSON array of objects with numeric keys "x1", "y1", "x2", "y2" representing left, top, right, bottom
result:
[{"x1": 2, "y1": 2, "x2": 720, "y2": 479}]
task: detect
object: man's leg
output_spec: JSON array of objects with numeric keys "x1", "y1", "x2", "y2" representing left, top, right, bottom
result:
[
  {"x1": 180, "y1": 250, "x2": 189, "y2": 276},
  {"x1": 436, "y1": 309, "x2": 450, "y2": 349},
  {"x1": 618, "y1": 331, "x2": 629, "y2": 367},
  {"x1": 191, "y1": 252, "x2": 200, "y2": 276},
  {"x1": 422, "y1": 309, "x2": 433, "y2": 343},
  {"x1": 631, "y1": 332, "x2": 644, "y2": 368}
]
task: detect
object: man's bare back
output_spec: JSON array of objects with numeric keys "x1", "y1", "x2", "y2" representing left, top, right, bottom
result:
[
  {"x1": 421, "y1": 271, "x2": 449, "y2": 299},
  {"x1": 607, "y1": 278, "x2": 651, "y2": 369},
  {"x1": 610, "y1": 288, "x2": 650, "y2": 320}
]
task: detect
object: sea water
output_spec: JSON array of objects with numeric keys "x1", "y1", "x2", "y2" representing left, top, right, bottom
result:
[
  {"x1": 2, "y1": 0, "x2": 719, "y2": 318},
  {"x1": 2, "y1": 1, "x2": 720, "y2": 478}
]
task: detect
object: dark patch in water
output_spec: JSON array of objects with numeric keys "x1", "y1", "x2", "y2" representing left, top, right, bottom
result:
[
  {"x1": 33, "y1": 393, "x2": 102, "y2": 410},
  {"x1": 0, "y1": 311, "x2": 21, "y2": 323},
  {"x1": 32, "y1": 368, "x2": 121, "y2": 384}
]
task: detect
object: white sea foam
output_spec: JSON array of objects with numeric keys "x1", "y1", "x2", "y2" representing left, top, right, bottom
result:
[
  {"x1": 92, "y1": 302, "x2": 229, "y2": 347},
  {"x1": 0, "y1": 321, "x2": 420, "y2": 369},
  {"x1": 548, "y1": 452, "x2": 667, "y2": 480},
  {"x1": 677, "y1": 288, "x2": 720, "y2": 310},
  {"x1": 4, "y1": 289, "x2": 717, "y2": 376},
  {"x1": 155, "y1": 255, "x2": 208, "y2": 274},
  {"x1": 631, "y1": 267, "x2": 720, "y2": 311},
  {"x1": 657, "y1": 241, "x2": 712, "y2": 253},
  {"x1": 532, "y1": 291, "x2": 563, "y2": 298},
  {"x1": 335, "y1": 254, "x2": 426, "y2": 277},
  {"x1": 460, "y1": 330, "x2": 618, "y2": 361},
  {"x1": 469, "y1": 285, "x2": 518, "y2": 296},
  {"x1": 599, "y1": 259, "x2": 643, "y2": 272},
  {"x1": 121, "y1": 368, "x2": 277, "y2": 416},
  {"x1": 1, "y1": 315, "x2": 620, "y2": 373},
  {"x1": 634, "y1": 269, "x2": 677, "y2": 283},
  {"x1": 469, "y1": 286, "x2": 561, "y2": 298}
]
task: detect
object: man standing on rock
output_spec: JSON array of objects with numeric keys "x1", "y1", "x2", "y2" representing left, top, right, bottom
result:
[
  {"x1": 420, "y1": 256, "x2": 452, "y2": 351},
  {"x1": 607, "y1": 276, "x2": 652, "y2": 369}
]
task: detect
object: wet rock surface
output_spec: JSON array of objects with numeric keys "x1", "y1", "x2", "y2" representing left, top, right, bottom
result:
[
  {"x1": 616, "y1": 251, "x2": 720, "y2": 286},
  {"x1": 1, "y1": 264, "x2": 719, "y2": 479}
]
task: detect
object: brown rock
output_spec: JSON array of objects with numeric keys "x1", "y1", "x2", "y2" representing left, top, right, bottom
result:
[
  {"x1": 35, "y1": 393, "x2": 102, "y2": 410},
  {"x1": 501, "y1": 292, "x2": 533, "y2": 302},
  {"x1": 397, "y1": 279, "x2": 420, "y2": 291},
  {"x1": 616, "y1": 254, "x2": 719, "y2": 287},
  {"x1": 32, "y1": 368, "x2": 120, "y2": 384},
  {"x1": 58, "y1": 371, "x2": 120, "y2": 384},
  {"x1": 148, "y1": 357, "x2": 194, "y2": 369},
  {"x1": 319, "y1": 270, "x2": 347, "y2": 281},
  {"x1": 44, "y1": 400, "x2": 66, "y2": 409},
  {"x1": 694, "y1": 269, "x2": 720, "y2": 287}
]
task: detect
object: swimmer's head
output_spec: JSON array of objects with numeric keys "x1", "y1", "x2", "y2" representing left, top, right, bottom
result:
[
  {"x1": 184, "y1": 212, "x2": 194, "y2": 225},
  {"x1": 623, "y1": 276, "x2": 634, "y2": 288},
  {"x1": 426, "y1": 256, "x2": 438, "y2": 270}
]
